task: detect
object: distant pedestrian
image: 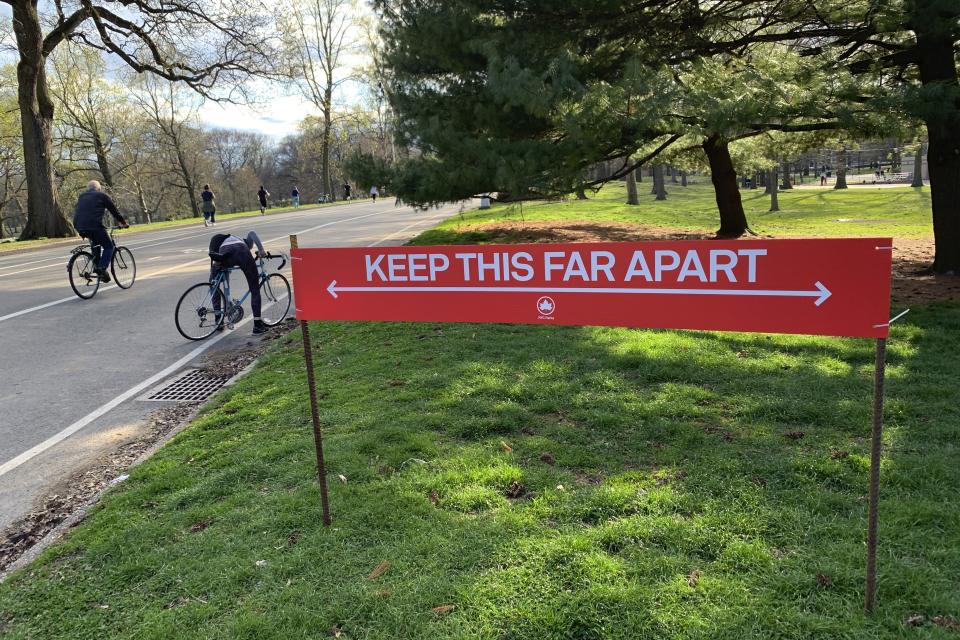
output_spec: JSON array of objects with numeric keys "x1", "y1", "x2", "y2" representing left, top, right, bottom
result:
[
  {"x1": 370, "y1": 185, "x2": 379, "y2": 202},
  {"x1": 291, "y1": 186, "x2": 300, "y2": 207},
  {"x1": 820, "y1": 172, "x2": 826, "y2": 186},
  {"x1": 257, "y1": 186, "x2": 270, "y2": 215},
  {"x1": 201, "y1": 184, "x2": 216, "y2": 226},
  {"x1": 343, "y1": 182, "x2": 352, "y2": 200}
]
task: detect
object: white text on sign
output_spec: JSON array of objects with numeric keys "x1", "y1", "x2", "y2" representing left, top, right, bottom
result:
[{"x1": 364, "y1": 249, "x2": 768, "y2": 284}]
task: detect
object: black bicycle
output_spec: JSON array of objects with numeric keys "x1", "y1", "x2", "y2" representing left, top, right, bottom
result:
[
  {"x1": 66, "y1": 227, "x2": 136, "y2": 299},
  {"x1": 174, "y1": 252, "x2": 291, "y2": 340}
]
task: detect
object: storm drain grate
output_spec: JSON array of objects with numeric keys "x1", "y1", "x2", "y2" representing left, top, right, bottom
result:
[{"x1": 142, "y1": 369, "x2": 231, "y2": 403}]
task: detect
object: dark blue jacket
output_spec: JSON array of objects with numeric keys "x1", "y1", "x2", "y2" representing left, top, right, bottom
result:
[{"x1": 73, "y1": 191, "x2": 124, "y2": 231}]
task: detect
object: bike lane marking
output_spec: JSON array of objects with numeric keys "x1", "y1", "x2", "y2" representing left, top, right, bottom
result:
[
  {"x1": 0, "y1": 204, "x2": 352, "y2": 277},
  {"x1": 0, "y1": 206, "x2": 451, "y2": 477},
  {"x1": 0, "y1": 208, "x2": 401, "y2": 325}
]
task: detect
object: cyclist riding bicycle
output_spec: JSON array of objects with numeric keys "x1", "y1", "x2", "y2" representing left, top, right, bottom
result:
[
  {"x1": 209, "y1": 230, "x2": 271, "y2": 335},
  {"x1": 73, "y1": 180, "x2": 129, "y2": 282}
]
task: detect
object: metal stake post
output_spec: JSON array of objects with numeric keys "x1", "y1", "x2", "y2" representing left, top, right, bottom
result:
[
  {"x1": 290, "y1": 235, "x2": 331, "y2": 526},
  {"x1": 865, "y1": 337, "x2": 887, "y2": 612}
]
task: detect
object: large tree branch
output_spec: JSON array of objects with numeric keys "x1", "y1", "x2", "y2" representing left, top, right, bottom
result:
[{"x1": 42, "y1": 8, "x2": 92, "y2": 56}]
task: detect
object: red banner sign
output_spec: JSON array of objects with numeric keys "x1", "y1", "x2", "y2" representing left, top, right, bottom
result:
[{"x1": 291, "y1": 239, "x2": 893, "y2": 337}]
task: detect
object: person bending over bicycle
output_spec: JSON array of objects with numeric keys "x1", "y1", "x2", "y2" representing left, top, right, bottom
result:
[
  {"x1": 209, "y1": 231, "x2": 271, "y2": 335},
  {"x1": 73, "y1": 180, "x2": 129, "y2": 282}
]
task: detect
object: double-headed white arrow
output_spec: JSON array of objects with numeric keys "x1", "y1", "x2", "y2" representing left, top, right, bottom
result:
[{"x1": 326, "y1": 280, "x2": 833, "y2": 306}]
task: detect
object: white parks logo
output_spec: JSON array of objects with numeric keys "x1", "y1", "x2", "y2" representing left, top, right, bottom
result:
[{"x1": 536, "y1": 296, "x2": 556, "y2": 319}]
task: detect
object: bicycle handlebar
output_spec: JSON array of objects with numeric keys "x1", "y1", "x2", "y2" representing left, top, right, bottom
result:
[{"x1": 259, "y1": 252, "x2": 287, "y2": 271}]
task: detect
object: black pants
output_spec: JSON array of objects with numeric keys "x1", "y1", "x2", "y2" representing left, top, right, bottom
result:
[
  {"x1": 78, "y1": 227, "x2": 114, "y2": 271},
  {"x1": 212, "y1": 244, "x2": 261, "y2": 318}
]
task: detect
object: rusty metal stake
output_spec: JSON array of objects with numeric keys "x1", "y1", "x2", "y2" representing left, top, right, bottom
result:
[
  {"x1": 865, "y1": 337, "x2": 887, "y2": 613},
  {"x1": 291, "y1": 235, "x2": 331, "y2": 526}
]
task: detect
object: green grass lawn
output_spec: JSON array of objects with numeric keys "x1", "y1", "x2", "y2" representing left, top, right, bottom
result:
[
  {"x1": 1, "y1": 312, "x2": 957, "y2": 639},
  {"x1": 1, "y1": 185, "x2": 956, "y2": 639},
  {"x1": 415, "y1": 182, "x2": 933, "y2": 245}
]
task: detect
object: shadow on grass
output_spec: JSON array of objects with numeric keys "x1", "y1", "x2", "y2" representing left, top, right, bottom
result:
[{"x1": 1, "y1": 303, "x2": 958, "y2": 639}]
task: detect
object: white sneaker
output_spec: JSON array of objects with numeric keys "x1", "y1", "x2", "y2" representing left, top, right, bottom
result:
[{"x1": 203, "y1": 220, "x2": 208, "y2": 227}]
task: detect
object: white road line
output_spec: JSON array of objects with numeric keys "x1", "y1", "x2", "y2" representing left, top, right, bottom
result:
[
  {"x1": 0, "y1": 318, "x2": 248, "y2": 478},
  {"x1": 0, "y1": 205, "x2": 339, "y2": 277},
  {"x1": 0, "y1": 208, "x2": 397, "y2": 325},
  {"x1": 0, "y1": 206, "x2": 443, "y2": 477},
  {"x1": 367, "y1": 210, "x2": 451, "y2": 247}
]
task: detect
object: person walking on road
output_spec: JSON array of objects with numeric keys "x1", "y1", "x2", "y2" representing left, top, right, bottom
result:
[
  {"x1": 370, "y1": 185, "x2": 379, "y2": 203},
  {"x1": 73, "y1": 180, "x2": 129, "y2": 282},
  {"x1": 201, "y1": 184, "x2": 216, "y2": 226},
  {"x1": 343, "y1": 182, "x2": 352, "y2": 200},
  {"x1": 208, "y1": 230, "x2": 271, "y2": 335},
  {"x1": 291, "y1": 186, "x2": 300, "y2": 208},
  {"x1": 257, "y1": 186, "x2": 270, "y2": 215}
]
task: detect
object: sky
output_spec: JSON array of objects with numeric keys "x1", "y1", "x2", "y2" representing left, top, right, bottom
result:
[{"x1": 1, "y1": 2, "x2": 372, "y2": 139}]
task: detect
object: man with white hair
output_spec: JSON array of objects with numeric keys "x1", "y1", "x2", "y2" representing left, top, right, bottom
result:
[{"x1": 73, "y1": 180, "x2": 128, "y2": 282}]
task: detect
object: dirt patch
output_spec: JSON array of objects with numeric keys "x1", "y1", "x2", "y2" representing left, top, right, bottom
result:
[
  {"x1": 0, "y1": 319, "x2": 299, "y2": 576},
  {"x1": 468, "y1": 221, "x2": 960, "y2": 306}
]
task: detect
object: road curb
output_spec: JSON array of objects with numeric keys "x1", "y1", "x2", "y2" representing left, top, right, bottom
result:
[{"x1": 0, "y1": 355, "x2": 262, "y2": 583}]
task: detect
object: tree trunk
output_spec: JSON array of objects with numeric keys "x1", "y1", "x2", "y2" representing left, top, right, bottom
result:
[
  {"x1": 911, "y1": 8, "x2": 960, "y2": 273},
  {"x1": 681, "y1": 171, "x2": 687, "y2": 187},
  {"x1": 575, "y1": 184, "x2": 587, "y2": 200},
  {"x1": 670, "y1": 166, "x2": 678, "y2": 183},
  {"x1": 769, "y1": 168, "x2": 779, "y2": 212},
  {"x1": 14, "y1": 0, "x2": 74, "y2": 240},
  {"x1": 750, "y1": 171, "x2": 759, "y2": 189},
  {"x1": 764, "y1": 169, "x2": 773, "y2": 194},
  {"x1": 702, "y1": 135, "x2": 749, "y2": 237},
  {"x1": 635, "y1": 167, "x2": 642, "y2": 183},
  {"x1": 135, "y1": 180, "x2": 152, "y2": 224},
  {"x1": 780, "y1": 160, "x2": 792, "y2": 189},
  {"x1": 911, "y1": 141, "x2": 925, "y2": 187},
  {"x1": 653, "y1": 165, "x2": 667, "y2": 200},
  {"x1": 834, "y1": 148, "x2": 848, "y2": 189},
  {"x1": 93, "y1": 133, "x2": 114, "y2": 189},
  {"x1": 625, "y1": 161, "x2": 639, "y2": 205},
  {"x1": 174, "y1": 146, "x2": 200, "y2": 217},
  {"x1": 892, "y1": 148, "x2": 902, "y2": 172}
]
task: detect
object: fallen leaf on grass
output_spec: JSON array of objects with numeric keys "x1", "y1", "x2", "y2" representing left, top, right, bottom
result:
[
  {"x1": 190, "y1": 519, "x2": 211, "y2": 533},
  {"x1": 687, "y1": 570, "x2": 700, "y2": 588},
  {"x1": 905, "y1": 614, "x2": 926, "y2": 627},
  {"x1": 816, "y1": 573, "x2": 833, "y2": 587},
  {"x1": 505, "y1": 481, "x2": 526, "y2": 499},
  {"x1": 255, "y1": 560, "x2": 267, "y2": 568},
  {"x1": 932, "y1": 615, "x2": 960, "y2": 630},
  {"x1": 500, "y1": 441, "x2": 513, "y2": 453},
  {"x1": 784, "y1": 431, "x2": 805, "y2": 440},
  {"x1": 287, "y1": 532, "x2": 300, "y2": 547},
  {"x1": 432, "y1": 605, "x2": 456, "y2": 615},
  {"x1": 429, "y1": 490, "x2": 440, "y2": 505},
  {"x1": 377, "y1": 589, "x2": 393, "y2": 598},
  {"x1": 830, "y1": 450, "x2": 850, "y2": 460},
  {"x1": 338, "y1": 474, "x2": 348, "y2": 484},
  {"x1": 556, "y1": 484, "x2": 565, "y2": 491},
  {"x1": 329, "y1": 624, "x2": 343, "y2": 637},
  {"x1": 539, "y1": 452, "x2": 556, "y2": 465},
  {"x1": 367, "y1": 561, "x2": 390, "y2": 580}
]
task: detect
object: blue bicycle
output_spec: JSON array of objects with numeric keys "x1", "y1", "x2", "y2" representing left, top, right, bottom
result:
[{"x1": 174, "y1": 252, "x2": 291, "y2": 340}]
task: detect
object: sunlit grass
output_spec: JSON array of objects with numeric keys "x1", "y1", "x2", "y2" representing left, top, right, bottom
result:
[
  {"x1": 414, "y1": 182, "x2": 933, "y2": 245},
  {"x1": 0, "y1": 307, "x2": 957, "y2": 638}
]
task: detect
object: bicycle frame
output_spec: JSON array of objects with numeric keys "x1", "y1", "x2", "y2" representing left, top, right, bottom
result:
[{"x1": 206, "y1": 253, "x2": 287, "y2": 317}]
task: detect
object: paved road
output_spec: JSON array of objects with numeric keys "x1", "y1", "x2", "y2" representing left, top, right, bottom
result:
[{"x1": 0, "y1": 199, "x2": 466, "y2": 531}]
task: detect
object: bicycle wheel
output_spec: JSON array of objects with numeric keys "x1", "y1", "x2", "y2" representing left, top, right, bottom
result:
[
  {"x1": 111, "y1": 246, "x2": 137, "y2": 289},
  {"x1": 175, "y1": 283, "x2": 226, "y2": 340},
  {"x1": 67, "y1": 250, "x2": 101, "y2": 299},
  {"x1": 259, "y1": 273, "x2": 291, "y2": 326}
]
